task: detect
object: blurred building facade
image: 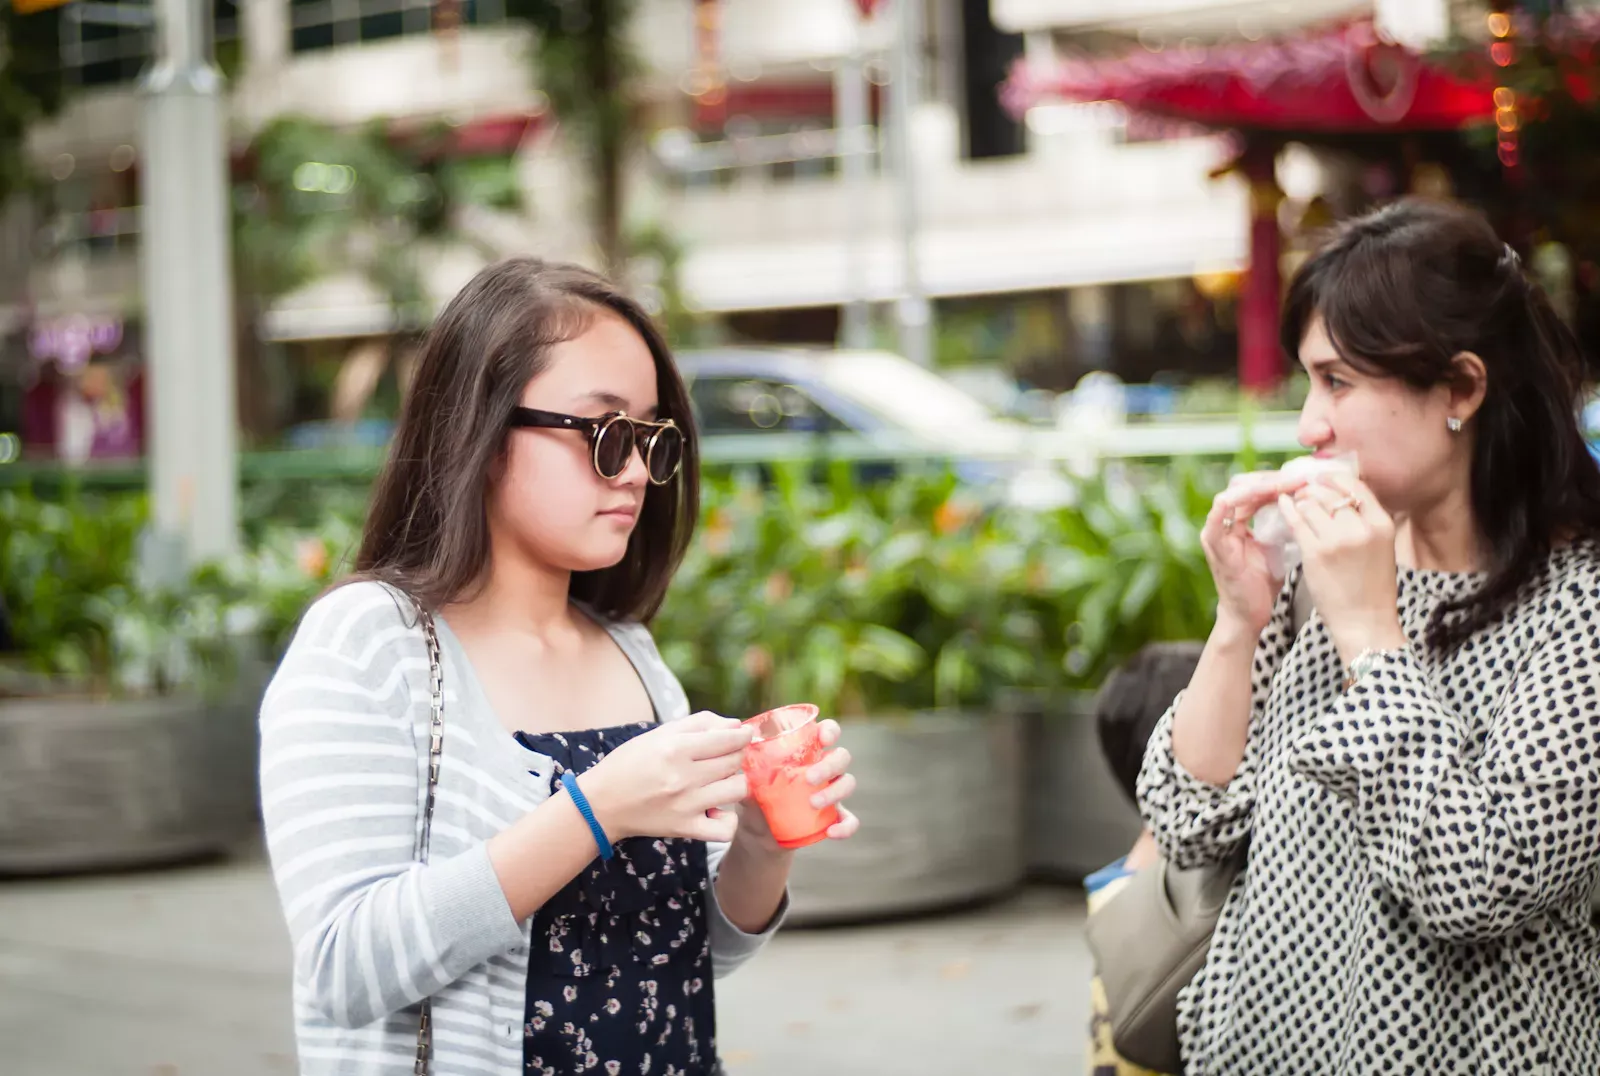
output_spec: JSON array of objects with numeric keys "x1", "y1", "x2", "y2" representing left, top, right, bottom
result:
[{"x1": 0, "y1": 0, "x2": 1539, "y2": 455}]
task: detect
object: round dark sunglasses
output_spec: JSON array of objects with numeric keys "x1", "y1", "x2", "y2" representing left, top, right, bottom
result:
[{"x1": 508, "y1": 406, "x2": 684, "y2": 485}]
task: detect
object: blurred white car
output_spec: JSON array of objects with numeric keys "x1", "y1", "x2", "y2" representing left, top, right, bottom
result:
[{"x1": 676, "y1": 347, "x2": 1074, "y2": 508}]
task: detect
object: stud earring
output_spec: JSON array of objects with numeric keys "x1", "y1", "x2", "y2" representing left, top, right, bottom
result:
[{"x1": 1446, "y1": 416, "x2": 1463, "y2": 433}]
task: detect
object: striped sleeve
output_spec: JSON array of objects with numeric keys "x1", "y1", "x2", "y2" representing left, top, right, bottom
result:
[{"x1": 259, "y1": 582, "x2": 523, "y2": 1029}]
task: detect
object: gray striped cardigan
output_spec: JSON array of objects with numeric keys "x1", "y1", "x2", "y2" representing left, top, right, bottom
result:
[{"x1": 259, "y1": 581, "x2": 781, "y2": 1075}]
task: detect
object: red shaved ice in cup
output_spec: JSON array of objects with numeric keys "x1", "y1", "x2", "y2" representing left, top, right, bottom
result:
[{"x1": 740, "y1": 704, "x2": 840, "y2": 850}]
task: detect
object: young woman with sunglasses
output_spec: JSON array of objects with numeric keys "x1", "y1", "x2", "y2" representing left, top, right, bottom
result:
[{"x1": 259, "y1": 258, "x2": 860, "y2": 1076}]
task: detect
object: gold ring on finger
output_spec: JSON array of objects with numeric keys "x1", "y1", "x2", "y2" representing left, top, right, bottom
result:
[
  {"x1": 1222, "y1": 514, "x2": 1235, "y2": 530},
  {"x1": 1330, "y1": 496, "x2": 1362, "y2": 513}
]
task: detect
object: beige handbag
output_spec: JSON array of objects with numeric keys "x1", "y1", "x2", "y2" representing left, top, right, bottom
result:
[
  {"x1": 1083, "y1": 583, "x2": 1312, "y2": 1074},
  {"x1": 1084, "y1": 849, "x2": 1243, "y2": 1073}
]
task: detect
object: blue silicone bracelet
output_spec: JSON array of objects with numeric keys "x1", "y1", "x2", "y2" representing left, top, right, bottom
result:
[{"x1": 561, "y1": 770, "x2": 614, "y2": 861}]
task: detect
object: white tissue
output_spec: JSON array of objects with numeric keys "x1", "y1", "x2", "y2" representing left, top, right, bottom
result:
[{"x1": 1249, "y1": 453, "x2": 1360, "y2": 580}]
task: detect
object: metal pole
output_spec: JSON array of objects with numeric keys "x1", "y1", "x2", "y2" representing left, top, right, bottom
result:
[
  {"x1": 140, "y1": 0, "x2": 239, "y2": 571},
  {"x1": 834, "y1": 14, "x2": 873, "y2": 350},
  {"x1": 890, "y1": 0, "x2": 931, "y2": 366}
]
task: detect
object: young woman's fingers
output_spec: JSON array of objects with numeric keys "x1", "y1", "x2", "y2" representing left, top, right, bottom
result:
[
  {"x1": 691, "y1": 773, "x2": 750, "y2": 814},
  {"x1": 680, "y1": 725, "x2": 755, "y2": 762},
  {"x1": 806, "y1": 746, "x2": 852, "y2": 786},
  {"x1": 810, "y1": 772, "x2": 857, "y2": 809},
  {"x1": 670, "y1": 711, "x2": 740, "y2": 733},
  {"x1": 686, "y1": 806, "x2": 742, "y2": 844},
  {"x1": 825, "y1": 808, "x2": 861, "y2": 841},
  {"x1": 690, "y1": 750, "x2": 748, "y2": 784}
]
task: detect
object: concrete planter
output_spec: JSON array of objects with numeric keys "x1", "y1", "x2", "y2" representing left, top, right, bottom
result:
[
  {"x1": 1019, "y1": 692, "x2": 1143, "y2": 881},
  {"x1": 784, "y1": 709, "x2": 1026, "y2": 926},
  {"x1": 0, "y1": 687, "x2": 261, "y2": 875}
]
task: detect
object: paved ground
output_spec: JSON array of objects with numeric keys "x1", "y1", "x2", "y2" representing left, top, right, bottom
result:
[{"x1": 0, "y1": 838, "x2": 1093, "y2": 1076}]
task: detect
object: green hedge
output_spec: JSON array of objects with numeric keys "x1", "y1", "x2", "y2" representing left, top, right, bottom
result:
[
  {"x1": 655, "y1": 462, "x2": 1221, "y2": 717},
  {"x1": 1, "y1": 462, "x2": 1227, "y2": 712},
  {"x1": 0, "y1": 486, "x2": 358, "y2": 697}
]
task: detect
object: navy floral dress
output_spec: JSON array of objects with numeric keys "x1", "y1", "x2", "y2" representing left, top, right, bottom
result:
[{"x1": 514, "y1": 723, "x2": 719, "y2": 1076}]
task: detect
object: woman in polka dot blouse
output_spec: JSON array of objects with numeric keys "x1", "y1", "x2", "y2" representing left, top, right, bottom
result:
[{"x1": 1137, "y1": 198, "x2": 1600, "y2": 1075}]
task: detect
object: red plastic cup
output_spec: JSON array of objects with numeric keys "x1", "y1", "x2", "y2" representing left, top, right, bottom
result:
[{"x1": 740, "y1": 703, "x2": 840, "y2": 850}]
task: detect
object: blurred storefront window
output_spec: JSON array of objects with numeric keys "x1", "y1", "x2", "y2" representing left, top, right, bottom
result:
[
  {"x1": 60, "y1": 0, "x2": 238, "y2": 87},
  {"x1": 15, "y1": 315, "x2": 144, "y2": 464},
  {"x1": 288, "y1": 0, "x2": 504, "y2": 53},
  {"x1": 931, "y1": 278, "x2": 1237, "y2": 394}
]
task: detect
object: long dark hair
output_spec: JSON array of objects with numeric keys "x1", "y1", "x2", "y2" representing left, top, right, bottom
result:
[
  {"x1": 1282, "y1": 198, "x2": 1600, "y2": 651},
  {"x1": 353, "y1": 257, "x2": 700, "y2": 623}
]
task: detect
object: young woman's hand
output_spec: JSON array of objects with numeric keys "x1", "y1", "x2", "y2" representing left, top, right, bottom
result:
[
  {"x1": 733, "y1": 719, "x2": 860, "y2": 854},
  {"x1": 1201, "y1": 471, "x2": 1307, "y2": 636},
  {"x1": 805, "y1": 719, "x2": 861, "y2": 842},
  {"x1": 579, "y1": 711, "x2": 753, "y2": 843}
]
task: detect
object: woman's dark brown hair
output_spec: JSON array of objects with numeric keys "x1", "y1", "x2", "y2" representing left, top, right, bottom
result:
[
  {"x1": 353, "y1": 257, "x2": 700, "y2": 623},
  {"x1": 1282, "y1": 197, "x2": 1600, "y2": 651}
]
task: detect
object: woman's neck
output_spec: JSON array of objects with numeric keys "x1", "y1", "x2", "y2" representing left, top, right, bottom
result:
[
  {"x1": 1395, "y1": 483, "x2": 1486, "y2": 574},
  {"x1": 444, "y1": 548, "x2": 574, "y2": 639}
]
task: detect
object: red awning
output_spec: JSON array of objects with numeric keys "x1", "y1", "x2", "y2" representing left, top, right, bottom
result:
[
  {"x1": 1003, "y1": 19, "x2": 1498, "y2": 133},
  {"x1": 388, "y1": 112, "x2": 547, "y2": 160}
]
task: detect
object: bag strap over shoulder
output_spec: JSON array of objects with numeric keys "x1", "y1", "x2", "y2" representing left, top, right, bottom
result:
[
  {"x1": 410, "y1": 597, "x2": 446, "y2": 1076},
  {"x1": 416, "y1": 603, "x2": 445, "y2": 865}
]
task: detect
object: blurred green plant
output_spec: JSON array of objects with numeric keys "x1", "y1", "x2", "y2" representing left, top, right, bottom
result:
[
  {"x1": 656, "y1": 464, "x2": 936, "y2": 719},
  {"x1": 624, "y1": 221, "x2": 709, "y2": 347},
  {"x1": 1009, "y1": 470, "x2": 1220, "y2": 687},
  {"x1": 1431, "y1": 10, "x2": 1600, "y2": 359},
  {"x1": 1169, "y1": 373, "x2": 1309, "y2": 416},
  {"x1": 654, "y1": 461, "x2": 1225, "y2": 718},
  {"x1": 0, "y1": 487, "x2": 355, "y2": 698},
  {"x1": 233, "y1": 115, "x2": 525, "y2": 442},
  {"x1": 3, "y1": 458, "x2": 1231, "y2": 712},
  {"x1": 507, "y1": 0, "x2": 638, "y2": 274},
  {"x1": 236, "y1": 115, "x2": 523, "y2": 328},
  {"x1": 239, "y1": 480, "x2": 374, "y2": 542},
  {"x1": 0, "y1": 487, "x2": 145, "y2": 688}
]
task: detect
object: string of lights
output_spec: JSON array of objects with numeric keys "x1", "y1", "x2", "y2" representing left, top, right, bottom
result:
[{"x1": 1490, "y1": 2, "x2": 1519, "y2": 169}]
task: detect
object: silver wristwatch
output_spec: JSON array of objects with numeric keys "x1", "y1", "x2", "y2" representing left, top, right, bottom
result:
[{"x1": 1343, "y1": 647, "x2": 1405, "y2": 692}]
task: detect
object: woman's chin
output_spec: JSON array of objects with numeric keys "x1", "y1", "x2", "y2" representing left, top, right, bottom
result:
[{"x1": 563, "y1": 542, "x2": 632, "y2": 575}]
